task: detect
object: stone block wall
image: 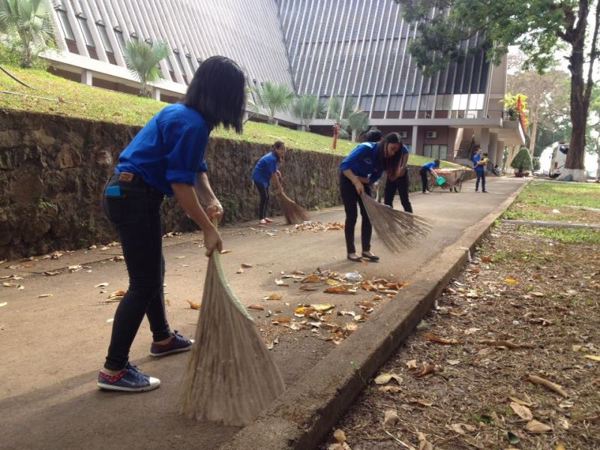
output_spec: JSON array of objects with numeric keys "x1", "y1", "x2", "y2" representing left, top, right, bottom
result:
[{"x1": 0, "y1": 109, "x2": 471, "y2": 259}]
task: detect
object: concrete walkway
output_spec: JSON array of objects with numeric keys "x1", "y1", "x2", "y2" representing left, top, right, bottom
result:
[{"x1": 0, "y1": 177, "x2": 526, "y2": 450}]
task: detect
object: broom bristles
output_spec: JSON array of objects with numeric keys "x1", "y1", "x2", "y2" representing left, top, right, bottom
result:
[
  {"x1": 360, "y1": 192, "x2": 431, "y2": 252},
  {"x1": 179, "y1": 252, "x2": 285, "y2": 426},
  {"x1": 276, "y1": 190, "x2": 309, "y2": 224}
]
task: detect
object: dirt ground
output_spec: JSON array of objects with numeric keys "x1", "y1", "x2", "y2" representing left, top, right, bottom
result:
[{"x1": 324, "y1": 221, "x2": 600, "y2": 450}]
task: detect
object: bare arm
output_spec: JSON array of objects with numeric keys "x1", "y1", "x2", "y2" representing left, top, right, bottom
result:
[
  {"x1": 194, "y1": 172, "x2": 223, "y2": 221},
  {"x1": 172, "y1": 183, "x2": 222, "y2": 255},
  {"x1": 271, "y1": 172, "x2": 282, "y2": 191}
]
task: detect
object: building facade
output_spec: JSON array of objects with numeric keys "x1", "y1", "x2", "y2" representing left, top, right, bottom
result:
[{"x1": 46, "y1": 0, "x2": 524, "y2": 166}]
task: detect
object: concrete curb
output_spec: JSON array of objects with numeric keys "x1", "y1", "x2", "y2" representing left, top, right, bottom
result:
[{"x1": 220, "y1": 180, "x2": 530, "y2": 450}]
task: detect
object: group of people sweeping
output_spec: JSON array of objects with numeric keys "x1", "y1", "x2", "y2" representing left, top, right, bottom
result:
[{"x1": 95, "y1": 55, "x2": 448, "y2": 398}]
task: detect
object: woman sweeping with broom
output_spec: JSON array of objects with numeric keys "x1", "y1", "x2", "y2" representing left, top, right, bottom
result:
[
  {"x1": 252, "y1": 141, "x2": 285, "y2": 224},
  {"x1": 340, "y1": 132, "x2": 402, "y2": 262},
  {"x1": 97, "y1": 56, "x2": 246, "y2": 392}
]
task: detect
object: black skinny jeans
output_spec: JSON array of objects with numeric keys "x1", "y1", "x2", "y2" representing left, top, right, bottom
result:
[
  {"x1": 254, "y1": 181, "x2": 269, "y2": 220},
  {"x1": 475, "y1": 170, "x2": 486, "y2": 191},
  {"x1": 102, "y1": 174, "x2": 171, "y2": 371},
  {"x1": 384, "y1": 174, "x2": 413, "y2": 213},
  {"x1": 340, "y1": 174, "x2": 372, "y2": 254},
  {"x1": 419, "y1": 168, "x2": 429, "y2": 193}
]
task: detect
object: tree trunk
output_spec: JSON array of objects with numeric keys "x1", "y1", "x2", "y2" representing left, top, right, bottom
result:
[
  {"x1": 528, "y1": 110, "x2": 538, "y2": 156},
  {"x1": 559, "y1": 4, "x2": 591, "y2": 182},
  {"x1": 596, "y1": 151, "x2": 600, "y2": 181},
  {"x1": 351, "y1": 129, "x2": 357, "y2": 142}
]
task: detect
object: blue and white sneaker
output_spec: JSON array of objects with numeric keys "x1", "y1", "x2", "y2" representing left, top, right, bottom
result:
[
  {"x1": 150, "y1": 330, "x2": 194, "y2": 357},
  {"x1": 97, "y1": 363, "x2": 160, "y2": 392}
]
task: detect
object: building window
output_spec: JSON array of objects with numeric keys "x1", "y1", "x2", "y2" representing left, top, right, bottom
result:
[
  {"x1": 55, "y1": 8, "x2": 75, "y2": 40},
  {"x1": 423, "y1": 144, "x2": 448, "y2": 160},
  {"x1": 76, "y1": 14, "x2": 94, "y2": 47},
  {"x1": 114, "y1": 27, "x2": 126, "y2": 54},
  {"x1": 96, "y1": 22, "x2": 114, "y2": 53}
]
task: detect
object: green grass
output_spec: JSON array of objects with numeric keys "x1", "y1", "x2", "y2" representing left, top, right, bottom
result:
[
  {"x1": 505, "y1": 180, "x2": 600, "y2": 222},
  {"x1": 523, "y1": 227, "x2": 600, "y2": 245},
  {"x1": 0, "y1": 65, "x2": 460, "y2": 166}
]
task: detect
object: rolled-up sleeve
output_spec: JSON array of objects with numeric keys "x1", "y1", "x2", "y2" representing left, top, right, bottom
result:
[{"x1": 165, "y1": 125, "x2": 209, "y2": 185}]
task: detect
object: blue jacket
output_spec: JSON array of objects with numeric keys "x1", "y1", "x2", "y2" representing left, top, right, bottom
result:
[
  {"x1": 472, "y1": 154, "x2": 485, "y2": 173},
  {"x1": 116, "y1": 103, "x2": 209, "y2": 196},
  {"x1": 252, "y1": 151, "x2": 279, "y2": 187},
  {"x1": 340, "y1": 142, "x2": 383, "y2": 183}
]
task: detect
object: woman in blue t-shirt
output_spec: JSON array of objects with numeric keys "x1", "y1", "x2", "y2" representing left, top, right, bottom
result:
[
  {"x1": 252, "y1": 141, "x2": 285, "y2": 224},
  {"x1": 340, "y1": 132, "x2": 402, "y2": 262},
  {"x1": 97, "y1": 56, "x2": 246, "y2": 393},
  {"x1": 419, "y1": 159, "x2": 440, "y2": 193}
]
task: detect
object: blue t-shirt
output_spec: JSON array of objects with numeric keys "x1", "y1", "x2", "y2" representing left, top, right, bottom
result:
[
  {"x1": 422, "y1": 161, "x2": 439, "y2": 171},
  {"x1": 472, "y1": 154, "x2": 485, "y2": 173},
  {"x1": 116, "y1": 103, "x2": 210, "y2": 196},
  {"x1": 340, "y1": 142, "x2": 383, "y2": 182},
  {"x1": 252, "y1": 151, "x2": 279, "y2": 187}
]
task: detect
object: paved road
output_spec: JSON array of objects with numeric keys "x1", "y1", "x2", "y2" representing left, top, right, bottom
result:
[{"x1": 0, "y1": 177, "x2": 526, "y2": 450}]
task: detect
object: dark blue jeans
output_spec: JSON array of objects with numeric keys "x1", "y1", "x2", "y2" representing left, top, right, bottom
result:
[
  {"x1": 475, "y1": 170, "x2": 486, "y2": 191},
  {"x1": 102, "y1": 174, "x2": 171, "y2": 371},
  {"x1": 254, "y1": 181, "x2": 269, "y2": 219}
]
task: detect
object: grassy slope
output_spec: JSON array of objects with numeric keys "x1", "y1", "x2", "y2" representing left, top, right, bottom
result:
[
  {"x1": 0, "y1": 65, "x2": 459, "y2": 167},
  {"x1": 504, "y1": 180, "x2": 600, "y2": 244}
]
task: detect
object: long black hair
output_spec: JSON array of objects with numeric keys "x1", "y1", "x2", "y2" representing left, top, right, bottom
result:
[
  {"x1": 377, "y1": 132, "x2": 401, "y2": 175},
  {"x1": 184, "y1": 56, "x2": 246, "y2": 133}
]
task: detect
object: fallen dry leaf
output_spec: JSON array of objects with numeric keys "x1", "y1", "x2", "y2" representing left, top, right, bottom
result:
[
  {"x1": 510, "y1": 402, "x2": 533, "y2": 421},
  {"x1": 274, "y1": 279, "x2": 289, "y2": 287},
  {"x1": 525, "y1": 420, "x2": 552, "y2": 433},
  {"x1": 0, "y1": 302, "x2": 7, "y2": 308},
  {"x1": 264, "y1": 293, "x2": 283, "y2": 301},
  {"x1": 333, "y1": 429, "x2": 346, "y2": 443},
  {"x1": 508, "y1": 394, "x2": 533, "y2": 406},
  {"x1": 414, "y1": 363, "x2": 436, "y2": 378},
  {"x1": 247, "y1": 304, "x2": 264, "y2": 311},
  {"x1": 236, "y1": 268, "x2": 244, "y2": 274},
  {"x1": 379, "y1": 386, "x2": 402, "y2": 393},
  {"x1": 409, "y1": 398, "x2": 433, "y2": 407},
  {"x1": 324, "y1": 285, "x2": 357, "y2": 294},
  {"x1": 555, "y1": 443, "x2": 566, "y2": 450},
  {"x1": 38, "y1": 293, "x2": 53, "y2": 298},
  {"x1": 241, "y1": 263, "x2": 253, "y2": 268},
  {"x1": 417, "y1": 432, "x2": 433, "y2": 450},
  {"x1": 383, "y1": 409, "x2": 400, "y2": 427},
  {"x1": 312, "y1": 303, "x2": 335, "y2": 312},
  {"x1": 301, "y1": 274, "x2": 321, "y2": 283},
  {"x1": 406, "y1": 359, "x2": 418, "y2": 369},
  {"x1": 504, "y1": 276, "x2": 519, "y2": 286},
  {"x1": 374, "y1": 373, "x2": 402, "y2": 385},
  {"x1": 528, "y1": 374, "x2": 568, "y2": 397},
  {"x1": 424, "y1": 333, "x2": 460, "y2": 345},
  {"x1": 271, "y1": 316, "x2": 291, "y2": 324},
  {"x1": 449, "y1": 423, "x2": 476, "y2": 435},
  {"x1": 44, "y1": 270, "x2": 60, "y2": 276},
  {"x1": 187, "y1": 300, "x2": 200, "y2": 310},
  {"x1": 95, "y1": 282, "x2": 109, "y2": 288},
  {"x1": 584, "y1": 354, "x2": 600, "y2": 362}
]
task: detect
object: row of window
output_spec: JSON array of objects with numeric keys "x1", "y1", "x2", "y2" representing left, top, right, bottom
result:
[{"x1": 54, "y1": 3, "x2": 202, "y2": 84}]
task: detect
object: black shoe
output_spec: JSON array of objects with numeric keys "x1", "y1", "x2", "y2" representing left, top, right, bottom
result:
[
  {"x1": 347, "y1": 254, "x2": 362, "y2": 262},
  {"x1": 361, "y1": 252, "x2": 379, "y2": 262},
  {"x1": 482, "y1": 190, "x2": 488, "y2": 193}
]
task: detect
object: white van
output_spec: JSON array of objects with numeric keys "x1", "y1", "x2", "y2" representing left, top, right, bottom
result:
[{"x1": 549, "y1": 143, "x2": 568, "y2": 178}]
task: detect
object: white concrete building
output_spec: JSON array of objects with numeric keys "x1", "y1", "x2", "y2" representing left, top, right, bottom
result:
[{"x1": 45, "y1": 0, "x2": 525, "y2": 164}]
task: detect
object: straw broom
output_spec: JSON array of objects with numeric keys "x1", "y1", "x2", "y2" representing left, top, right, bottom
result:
[
  {"x1": 276, "y1": 187, "x2": 309, "y2": 224},
  {"x1": 179, "y1": 251, "x2": 285, "y2": 426},
  {"x1": 360, "y1": 192, "x2": 431, "y2": 252}
]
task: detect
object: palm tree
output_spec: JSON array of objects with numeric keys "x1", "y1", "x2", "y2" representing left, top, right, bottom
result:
[
  {"x1": 123, "y1": 40, "x2": 169, "y2": 97},
  {"x1": 0, "y1": 0, "x2": 54, "y2": 68},
  {"x1": 292, "y1": 94, "x2": 318, "y2": 130},
  {"x1": 257, "y1": 81, "x2": 294, "y2": 124},
  {"x1": 348, "y1": 109, "x2": 369, "y2": 142}
]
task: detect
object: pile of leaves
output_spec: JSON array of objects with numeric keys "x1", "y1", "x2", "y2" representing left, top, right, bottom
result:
[
  {"x1": 324, "y1": 223, "x2": 600, "y2": 450},
  {"x1": 287, "y1": 221, "x2": 345, "y2": 233}
]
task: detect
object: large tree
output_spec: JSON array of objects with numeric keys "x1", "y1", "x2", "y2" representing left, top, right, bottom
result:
[{"x1": 395, "y1": 0, "x2": 600, "y2": 182}]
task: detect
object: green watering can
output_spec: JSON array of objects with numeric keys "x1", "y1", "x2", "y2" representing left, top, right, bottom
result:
[{"x1": 436, "y1": 176, "x2": 447, "y2": 186}]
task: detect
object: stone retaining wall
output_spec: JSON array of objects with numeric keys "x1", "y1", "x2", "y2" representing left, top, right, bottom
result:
[{"x1": 0, "y1": 109, "x2": 470, "y2": 259}]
